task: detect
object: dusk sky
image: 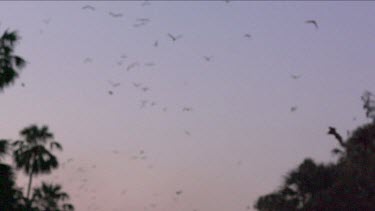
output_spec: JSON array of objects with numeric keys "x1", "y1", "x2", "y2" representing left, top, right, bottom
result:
[{"x1": 1, "y1": 1, "x2": 375, "y2": 210}]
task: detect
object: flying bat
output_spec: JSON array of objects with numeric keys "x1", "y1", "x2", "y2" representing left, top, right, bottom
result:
[
  {"x1": 305, "y1": 20, "x2": 318, "y2": 30},
  {"x1": 133, "y1": 22, "x2": 147, "y2": 28},
  {"x1": 140, "y1": 100, "x2": 148, "y2": 108},
  {"x1": 136, "y1": 18, "x2": 150, "y2": 22},
  {"x1": 203, "y1": 56, "x2": 212, "y2": 62},
  {"x1": 328, "y1": 126, "x2": 346, "y2": 147},
  {"x1": 108, "y1": 80, "x2": 121, "y2": 87},
  {"x1": 133, "y1": 82, "x2": 141, "y2": 88},
  {"x1": 291, "y1": 74, "x2": 301, "y2": 79},
  {"x1": 43, "y1": 18, "x2": 51, "y2": 25},
  {"x1": 109, "y1": 12, "x2": 123, "y2": 18},
  {"x1": 167, "y1": 33, "x2": 182, "y2": 42},
  {"x1": 141, "y1": 87, "x2": 150, "y2": 92},
  {"x1": 184, "y1": 130, "x2": 191, "y2": 136},
  {"x1": 126, "y1": 62, "x2": 139, "y2": 71},
  {"x1": 83, "y1": 57, "x2": 92, "y2": 63},
  {"x1": 141, "y1": 0, "x2": 151, "y2": 6},
  {"x1": 182, "y1": 107, "x2": 193, "y2": 112},
  {"x1": 145, "y1": 62, "x2": 155, "y2": 66},
  {"x1": 82, "y1": 5, "x2": 95, "y2": 11}
]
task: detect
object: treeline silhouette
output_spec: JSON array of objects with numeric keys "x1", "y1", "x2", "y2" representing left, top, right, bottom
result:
[
  {"x1": 254, "y1": 93, "x2": 375, "y2": 210},
  {"x1": 0, "y1": 28, "x2": 74, "y2": 211}
]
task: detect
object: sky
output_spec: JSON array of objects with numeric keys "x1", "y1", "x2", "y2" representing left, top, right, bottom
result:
[{"x1": 1, "y1": 1, "x2": 375, "y2": 210}]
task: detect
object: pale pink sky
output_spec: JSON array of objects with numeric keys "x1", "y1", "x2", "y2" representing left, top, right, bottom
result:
[{"x1": 1, "y1": 1, "x2": 375, "y2": 210}]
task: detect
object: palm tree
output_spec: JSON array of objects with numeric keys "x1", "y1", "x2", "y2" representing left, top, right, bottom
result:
[
  {"x1": 0, "y1": 29, "x2": 26, "y2": 90},
  {"x1": 0, "y1": 139, "x2": 25, "y2": 210},
  {"x1": 31, "y1": 182, "x2": 74, "y2": 211},
  {"x1": 12, "y1": 125, "x2": 62, "y2": 202}
]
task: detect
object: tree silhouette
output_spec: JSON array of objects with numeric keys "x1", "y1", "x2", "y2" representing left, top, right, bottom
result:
[
  {"x1": 12, "y1": 125, "x2": 62, "y2": 204},
  {"x1": 0, "y1": 139, "x2": 24, "y2": 210},
  {"x1": 31, "y1": 182, "x2": 74, "y2": 211},
  {"x1": 254, "y1": 121, "x2": 375, "y2": 210},
  {"x1": 0, "y1": 29, "x2": 26, "y2": 90},
  {"x1": 0, "y1": 27, "x2": 74, "y2": 210}
]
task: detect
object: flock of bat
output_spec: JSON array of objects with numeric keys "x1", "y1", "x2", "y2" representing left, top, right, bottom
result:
[
  {"x1": 28, "y1": 2, "x2": 320, "y2": 211},
  {"x1": 80, "y1": 3, "x2": 319, "y2": 116},
  {"x1": 57, "y1": 148, "x2": 188, "y2": 211}
]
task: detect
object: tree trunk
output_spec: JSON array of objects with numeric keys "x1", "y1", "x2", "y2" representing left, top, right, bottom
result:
[{"x1": 26, "y1": 171, "x2": 33, "y2": 200}]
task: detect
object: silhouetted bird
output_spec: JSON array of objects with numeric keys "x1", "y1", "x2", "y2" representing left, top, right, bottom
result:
[
  {"x1": 108, "y1": 12, "x2": 123, "y2": 18},
  {"x1": 167, "y1": 33, "x2": 182, "y2": 42},
  {"x1": 120, "y1": 54, "x2": 127, "y2": 59},
  {"x1": 108, "y1": 90, "x2": 113, "y2": 95},
  {"x1": 21, "y1": 82, "x2": 25, "y2": 87},
  {"x1": 176, "y1": 190, "x2": 183, "y2": 195},
  {"x1": 244, "y1": 33, "x2": 251, "y2": 38},
  {"x1": 154, "y1": 40, "x2": 158, "y2": 47},
  {"x1": 82, "y1": 5, "x2": 95, "y2": 11},
  {"x1": 305, "y1": 20, "x2": 318, "y2": 30}
]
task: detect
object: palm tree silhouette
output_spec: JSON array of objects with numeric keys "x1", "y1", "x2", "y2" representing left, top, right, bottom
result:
[
  {"x1": 0, "y1": 139, "x2": 24, "y2": 210},
  {"x1": 12, "y1": 125, "x2": 62, "y2": 203},
  {"x1": 0, "y1": 29, "x2": 26, "y2": 90},
  {"x1": 31, "y1": 182, "x2": 74, "y2": 211}
]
